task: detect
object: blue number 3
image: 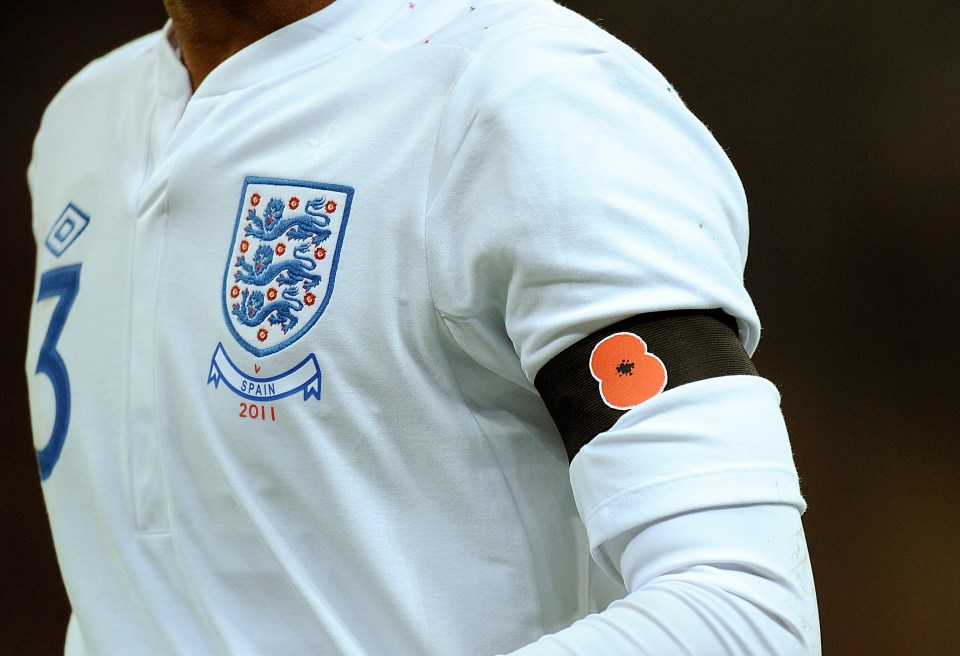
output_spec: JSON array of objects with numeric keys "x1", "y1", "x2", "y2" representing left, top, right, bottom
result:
[{"x1": 35, "y1": 264, "x2": 81, "y2": 481}]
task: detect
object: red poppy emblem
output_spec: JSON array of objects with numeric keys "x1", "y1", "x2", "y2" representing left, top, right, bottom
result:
[{"x1": 589, "y1": 332, "x2": 667, "y2": 410}]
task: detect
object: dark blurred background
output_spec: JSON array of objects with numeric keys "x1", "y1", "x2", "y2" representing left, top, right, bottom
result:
[{"x1": 3, "y1": 2, "x2": 958, "y2": 654}]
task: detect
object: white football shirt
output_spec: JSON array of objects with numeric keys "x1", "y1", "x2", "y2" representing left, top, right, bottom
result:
[{"x1": 27, "y1": 1, "x2": 810, "y2": 654}]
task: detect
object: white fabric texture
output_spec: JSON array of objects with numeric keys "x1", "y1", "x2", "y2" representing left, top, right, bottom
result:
[
  {"x1": 504, "y1": 378, "x2": 819, "y2": 654},
  {"x1": 26, "y1": 0, "x2": 818, "y2": 653},
  {"x1": 506, "y1": 504, "x2": 818, "y2": 655}
]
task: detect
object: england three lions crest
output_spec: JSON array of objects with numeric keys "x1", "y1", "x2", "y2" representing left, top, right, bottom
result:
[{"x1": 222, "y1": 177, "x2": 353, "y2": 357}]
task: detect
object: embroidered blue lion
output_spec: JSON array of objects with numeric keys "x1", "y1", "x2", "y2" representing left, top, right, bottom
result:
[
  {"x1": 245, "y1": 198, "x2": 333, "y2": 243},
  {"x1": 231, "y1": 287, "x2": 305, "y2": 334},
  {"x1": 234, "y1": 243, "x2": 323, "y2": 290}
]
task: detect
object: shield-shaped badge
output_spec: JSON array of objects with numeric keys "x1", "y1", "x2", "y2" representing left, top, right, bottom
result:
[{"x1": 222, "y1": 176, "x2": 353, "y2": 357}]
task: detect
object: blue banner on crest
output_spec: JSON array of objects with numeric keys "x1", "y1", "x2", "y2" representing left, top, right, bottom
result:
[{"x1": 207, "y1": 343, "x2": 321, "y2": 402}]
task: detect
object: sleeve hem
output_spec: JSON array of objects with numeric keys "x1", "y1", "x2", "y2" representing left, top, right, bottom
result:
[{"x1": 579, "y1": 465, "x2": 806, "y2": 552}]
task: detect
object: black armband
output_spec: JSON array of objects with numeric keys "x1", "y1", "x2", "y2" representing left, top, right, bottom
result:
[{"x1": 534, "y1": 309, "x2": 757, "y2": 462}]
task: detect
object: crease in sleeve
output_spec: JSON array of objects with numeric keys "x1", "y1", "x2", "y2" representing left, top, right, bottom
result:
[{"x1": 569, "y1": 375, "x2": 805, "y2": 575}]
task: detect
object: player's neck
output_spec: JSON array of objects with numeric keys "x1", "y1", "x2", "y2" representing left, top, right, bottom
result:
[{"x1": 163, "y1": 0, "x2": 336, "y2": 89}]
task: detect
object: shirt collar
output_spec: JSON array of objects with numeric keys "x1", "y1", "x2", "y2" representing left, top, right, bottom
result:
[{"x1": 155, "y1": 0, "x2": 415, "y2": 99}]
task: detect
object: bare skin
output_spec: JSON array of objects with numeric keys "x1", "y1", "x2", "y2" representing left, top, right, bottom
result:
[{"x1": 163, "y1": 0, "x2": 336, "y2": 88}]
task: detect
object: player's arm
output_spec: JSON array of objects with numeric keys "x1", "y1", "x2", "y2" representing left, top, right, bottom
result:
[
  {"x1": 500, "y1": 311, "x2": 819, "y2": 655},
  {"x1": 425, "y1": 22, "x2": 820, "y2": 654}
]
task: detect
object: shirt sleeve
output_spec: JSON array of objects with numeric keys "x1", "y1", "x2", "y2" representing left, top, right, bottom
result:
[
  {"x1": 425, "y1": 24, "x2": 760, "y2": 379},
  {"x1": 503, "y1": 501, "x2": 820, "y2": 655},
  {"x1": 424, "y1": 23, "x2": 819, "y2": 654},
  {"x1": 499, "y1": 377, "x2": 819, "y2": 655}
]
